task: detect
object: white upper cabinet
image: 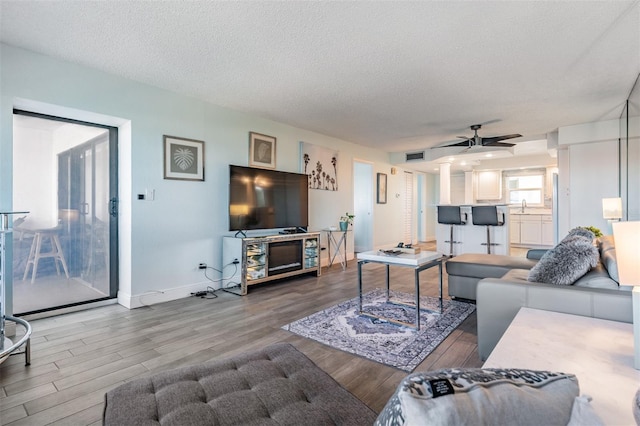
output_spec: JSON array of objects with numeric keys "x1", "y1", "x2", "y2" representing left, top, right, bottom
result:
[{"x1": 476, "y1": 170, "x2": 503, "y2": 200}]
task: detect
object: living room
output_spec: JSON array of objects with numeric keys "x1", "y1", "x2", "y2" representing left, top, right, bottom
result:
[{"x1": 1, "y1": 1, "x2": 640, "y2": 424}]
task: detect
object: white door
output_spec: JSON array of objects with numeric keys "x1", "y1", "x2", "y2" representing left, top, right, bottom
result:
[{"x1": 353, "y1": 161, "x2": 373, "y2": 252}]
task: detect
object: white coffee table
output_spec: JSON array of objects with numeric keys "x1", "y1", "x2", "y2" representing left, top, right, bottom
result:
[
  {"x1": 356, "y1": 250, "x2": 444, "y2": 329},
  {"x1": 484, "y1": 307, "x2": 640, "y2": 424}
]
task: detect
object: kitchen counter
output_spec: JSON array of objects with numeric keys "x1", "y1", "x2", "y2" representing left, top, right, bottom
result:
[{"x1": 509, "y1": 208, "x2": 552, "y2": 215}]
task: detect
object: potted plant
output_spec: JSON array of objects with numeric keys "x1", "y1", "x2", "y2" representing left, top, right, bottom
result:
[{"x1": 339, "y1": 212, "x2": 355, "y2": 231}]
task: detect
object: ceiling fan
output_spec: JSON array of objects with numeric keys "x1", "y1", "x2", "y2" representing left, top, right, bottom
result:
[{"x1": 432, "y1": 124, "x2": 522, "y2": 150}]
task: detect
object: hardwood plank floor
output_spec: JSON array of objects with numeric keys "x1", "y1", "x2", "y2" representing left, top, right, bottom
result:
[{"x1": 1, "y1": 246, "x2": 482, "y2": 425}]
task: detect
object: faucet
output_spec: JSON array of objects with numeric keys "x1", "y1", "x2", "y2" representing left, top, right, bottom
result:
[{"x1": 521, "y1": 199, "x2": 527, "y2": 213}]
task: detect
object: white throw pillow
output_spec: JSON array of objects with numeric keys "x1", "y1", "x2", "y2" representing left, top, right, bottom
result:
[{"x1": 376, "y1": 368, "x2": 579, "y2": 426}]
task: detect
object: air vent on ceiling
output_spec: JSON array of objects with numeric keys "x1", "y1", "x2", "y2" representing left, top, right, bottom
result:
[{"x1": 405, "y1": 151, "x2": 425, "y2": 161}]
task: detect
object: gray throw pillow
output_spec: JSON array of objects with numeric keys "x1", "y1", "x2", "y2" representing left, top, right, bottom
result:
[
  {"x1": 528, "y1": 236, "x2": 599, "y2": 285},
  {"x1": 565, "y1": 227, "x2": 596, "y2": 242}
]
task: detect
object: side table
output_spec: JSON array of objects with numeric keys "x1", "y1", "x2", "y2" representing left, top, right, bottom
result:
[{"x1": 323, "y1": 229, "x2": 350, "y2": 269}]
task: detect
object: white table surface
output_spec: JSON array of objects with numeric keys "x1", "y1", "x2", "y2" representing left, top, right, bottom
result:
[
  {"x1": 483, "y1": 307, "x2": 639, "y2": 425},
  {"x1": 356, "y1": 249, "x2": 441, "y2": 266}
]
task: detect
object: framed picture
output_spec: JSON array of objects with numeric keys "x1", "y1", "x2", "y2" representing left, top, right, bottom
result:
[
  {"x1": 300, "y1": 141, "x2": 339, "y2": 191},
  {"x1": 249, "y1": 132, "x2": 276, "y2": 169},
  {"x1": 377, "y1": 173, "x2": 387, "y2": 204},
  {"x1": 163, "y1": 135, "x2": 204, "y2": 181}
]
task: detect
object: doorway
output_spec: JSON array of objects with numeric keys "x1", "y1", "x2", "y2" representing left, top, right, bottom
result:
[
  {"x1": 353, "y1": 160, "x2": 373, "y2": 252},
  {"x1": 12, "y1": 110, "x2": 118, "y2": 315}
]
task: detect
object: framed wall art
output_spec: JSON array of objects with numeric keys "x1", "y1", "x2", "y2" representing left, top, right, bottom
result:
[
  {"x1": 249, "y1": 132, "x2": 276, "y2": 169},
  {"x1": 300, "y1": 141, "x2": 339, "y2": 191},
  {"x1": 377, "y1": 172, "x2": 387, "y2": 204},
  {"x1": 163, "y1": 135, "x2": 204, "y2": 181}
]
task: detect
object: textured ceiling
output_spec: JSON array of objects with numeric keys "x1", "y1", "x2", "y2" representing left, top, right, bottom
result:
[{"x1": 1, "y1": 1, "x2": 639, "y2": 157}]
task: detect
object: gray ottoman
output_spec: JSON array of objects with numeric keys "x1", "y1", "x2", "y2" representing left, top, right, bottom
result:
[{"x1": 103, "y1": 342, "x2": 376, "y2": 426}]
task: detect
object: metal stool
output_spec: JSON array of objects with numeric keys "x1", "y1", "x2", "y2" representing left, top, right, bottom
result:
[
  {"x1": 437, "y1": 205, "x2": 467, "y2": 257},
  {"x1": 23, "y1": 225, "x2": 70, "y2": 283},
  {"x1": 472, "y1": 206, "x2": 504, "y2": 254}
]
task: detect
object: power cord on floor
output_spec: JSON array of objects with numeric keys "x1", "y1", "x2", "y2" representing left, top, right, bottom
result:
[{"x1": 194, "y1": 263, "x2": 242, "y2": 298}]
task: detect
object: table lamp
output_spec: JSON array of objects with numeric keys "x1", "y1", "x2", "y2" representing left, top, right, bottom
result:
[
  {"x1": 602, "y1": 197, "x2": 623, "y2": 220},
  {"x1": 612, "y1": 221, "x2": 640, "y2": 369}
]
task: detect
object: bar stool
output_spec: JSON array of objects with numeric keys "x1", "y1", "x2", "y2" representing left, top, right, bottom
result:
[
  {"x1": 471, "y1": 206, "x2": 504, "y2": 254},
  {"x1": 437, "y1": 205, "x2": 467, "y2": 257},
  {"x1": 23, "y1": 225, "x2": 70, "y2": 283}
]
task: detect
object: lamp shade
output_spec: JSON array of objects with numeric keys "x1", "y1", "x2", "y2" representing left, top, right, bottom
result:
[
  {"x1": 612, "y1": 221, "x2": 640, "y2": 286},
  {"x1": 602, "y1": 197, "x2": 623, "y2": 220}
]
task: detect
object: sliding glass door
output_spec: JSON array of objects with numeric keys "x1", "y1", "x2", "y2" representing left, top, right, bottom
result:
[{"x1": 12, "y1": 110, "x2": 118, "y2": 315}]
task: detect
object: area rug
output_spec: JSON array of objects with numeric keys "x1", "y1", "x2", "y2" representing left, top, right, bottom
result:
[{"x1": 282, "y1": 289, "x2": 475, "y2": 372}]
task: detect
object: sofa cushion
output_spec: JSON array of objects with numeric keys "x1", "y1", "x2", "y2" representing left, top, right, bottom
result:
[
  {"x1": 572, "y1": 262, "x2": 619, "y2": 290},
  {"x1": 375, "y1": 368, "x2": 579, "y2": 426},
  {"x1": 528, "y1": 236, "x2": 599, "y2": 285},
  {"x1": 597, "y1": 235, "x2": 619, "y2": 283},
  {"x1": 446, "y1": 254, "x2": 537, "y2": 279}
]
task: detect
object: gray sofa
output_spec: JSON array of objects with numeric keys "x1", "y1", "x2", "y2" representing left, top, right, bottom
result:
[{"x1": 446, "y1": 235, "x2": 633, "y2": 360}]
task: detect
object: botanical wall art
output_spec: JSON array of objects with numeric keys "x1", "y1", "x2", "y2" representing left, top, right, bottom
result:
[
  {"x1": 163, "y1": 135, "x2": 204, "y2": 181},
  {"x1": 300, "y1": 142, "x2": 338, "y2": 191},
  {"x1": 249, "y1": 132, "x2": 276, "y2": 169}
]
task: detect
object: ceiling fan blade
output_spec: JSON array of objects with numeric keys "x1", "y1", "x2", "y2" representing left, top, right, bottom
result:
[
  {"x1": 481, "y1": 134, "x2": 522, "y2": 145},
  {"x1": 431, "y1": 140, "x2": 470, "y2": 149},
  {"x1": 482, "y1": 141, "x2": 516, "y2": 148}
]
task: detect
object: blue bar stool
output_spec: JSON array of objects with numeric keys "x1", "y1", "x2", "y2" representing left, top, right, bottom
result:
[
  {"x1": 437, "y1": 206, "x2": 466, "y2": 257},
  {"x1": 472, "y1": 206, "x2": 504, "y2": 254}
]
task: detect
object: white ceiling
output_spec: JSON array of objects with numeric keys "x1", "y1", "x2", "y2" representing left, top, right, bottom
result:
[{"x1": 1, "y1": 1, "x2": 639, "y2": 171}]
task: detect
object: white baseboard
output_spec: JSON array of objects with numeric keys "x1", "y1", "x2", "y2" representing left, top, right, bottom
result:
[{"x1": 118, "y1": 280, "x2": 213, "y2": 309}]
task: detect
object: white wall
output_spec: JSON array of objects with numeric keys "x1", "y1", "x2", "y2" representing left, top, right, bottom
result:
[
  {"x1": 557, "y1": 118, "x2": 621, "y2": 237},
  {"x1": 568, "y1": 141, "x2": 619, "y2": 234},
  {"x1": 1, "y1": 43, "x2": 423, "y2": 311},
  {"x1": 12, "y1": 125, "x2": 57, "y2": 226}
]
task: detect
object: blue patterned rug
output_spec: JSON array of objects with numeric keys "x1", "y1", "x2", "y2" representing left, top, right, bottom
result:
[{"x1": 282, "y1": 289, "x2": 476, "y2": 372}]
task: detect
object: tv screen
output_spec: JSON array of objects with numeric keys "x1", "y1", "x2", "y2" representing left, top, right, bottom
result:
[{"x1": 229, "y1": 165, "x2": 309, "y2": 231}]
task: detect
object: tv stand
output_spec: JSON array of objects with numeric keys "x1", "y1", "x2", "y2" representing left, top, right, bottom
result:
[{"x1": 222, "y1": 232, "x2": 321, "y2": 295}]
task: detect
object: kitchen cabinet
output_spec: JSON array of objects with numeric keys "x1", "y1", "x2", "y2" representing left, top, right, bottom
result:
[
  {"x1": 476, "y1": 170, "x2": 502, "y2": 200},
  {"x1": 541, "y1": 215, "x2": 554, "y2": 246},
  {"x1": 520, "y1": 215, "x2": 542, "y2": 245},
  {"x1": 510, "y1": 213, "x2": 554, "y2": 247},
  {"x1": 510, "y1": 215, "x2": 521, "y2": 244}
]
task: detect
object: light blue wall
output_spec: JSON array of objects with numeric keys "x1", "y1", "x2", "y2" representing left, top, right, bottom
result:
[{"x1": 1, "y1": 43, "x2": 428, "y2": 309}]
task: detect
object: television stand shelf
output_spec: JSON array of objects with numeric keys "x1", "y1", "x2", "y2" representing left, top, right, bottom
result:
[{"x1": 222, "y1": 232, "x2": 321, "y2": 295}]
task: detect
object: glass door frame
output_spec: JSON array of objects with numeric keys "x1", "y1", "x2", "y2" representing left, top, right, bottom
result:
[{"x1": 13, "y1": 109, "x2": 118, "y2": 312}]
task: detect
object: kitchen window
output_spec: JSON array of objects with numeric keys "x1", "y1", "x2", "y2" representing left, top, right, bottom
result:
[{"x1": 507, "y1": 174, "x2": 544, "y2": 205}]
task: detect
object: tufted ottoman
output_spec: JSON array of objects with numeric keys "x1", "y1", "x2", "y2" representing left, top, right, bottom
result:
[{"x1": 103, "y1": 342, "x2": 377, "y2": 425}]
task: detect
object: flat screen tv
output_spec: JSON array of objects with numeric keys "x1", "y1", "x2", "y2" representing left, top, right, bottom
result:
[{"x1": 229, "y1": 165, "x2": 309, "y2": 231}]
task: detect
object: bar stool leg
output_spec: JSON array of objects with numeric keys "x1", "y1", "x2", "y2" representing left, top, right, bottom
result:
[
  {"x1": 449, "y1": 225, "x2": 454, "y2": 257},
  {"x1": 23, "y1": 233, "x2": 38, "y2": 281},
  {"x1": 31, "y1": 232, "x2": 43, "y2": 283},
  {"x1": 486, "y1": 226, "x2": 492, "y2": 254},
  {"x1": 52, "y1": 234, "x2": 70, "y2": 279}
]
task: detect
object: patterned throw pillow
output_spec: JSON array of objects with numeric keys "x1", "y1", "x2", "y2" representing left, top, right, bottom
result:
[
  {"x1": 375, "y1": 368, "x2": 580, "y2": 426},
  {"x1": 527, "y1": 236, "x2": 599, "y2": 285}
]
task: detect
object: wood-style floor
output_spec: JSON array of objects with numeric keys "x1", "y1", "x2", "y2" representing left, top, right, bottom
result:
[{"x1": 0, "y1": 249, "x2": 482, "y2": 425}]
